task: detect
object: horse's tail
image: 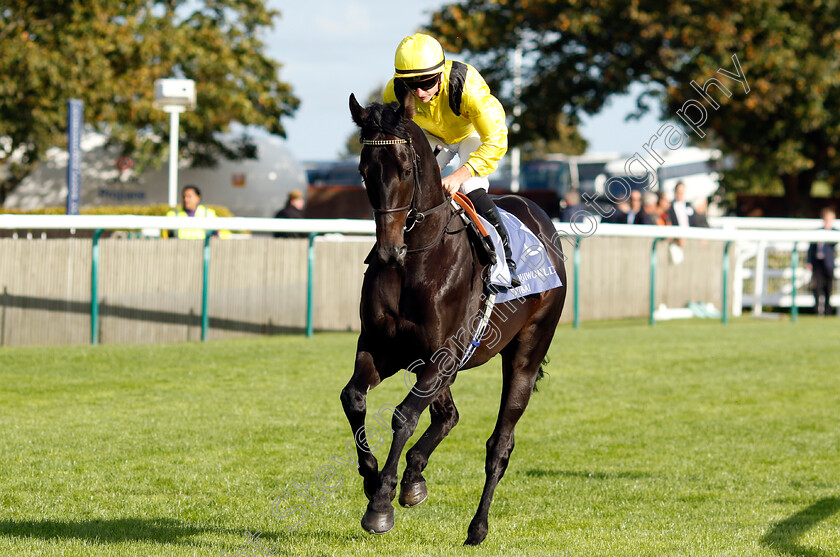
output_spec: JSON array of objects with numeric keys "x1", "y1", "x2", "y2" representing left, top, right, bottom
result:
[{"x1": 533, "y1": 356, "x2": 550, "y2": 392}]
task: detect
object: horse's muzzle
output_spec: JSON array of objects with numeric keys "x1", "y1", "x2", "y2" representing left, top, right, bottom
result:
[{"x1": 377, "y1": 244, "x2": 407, "y2": 266}]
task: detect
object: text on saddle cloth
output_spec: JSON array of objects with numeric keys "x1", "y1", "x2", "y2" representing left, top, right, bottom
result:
[{"x1": 477, "y1": 208, "x2": 564, "y2": 303}]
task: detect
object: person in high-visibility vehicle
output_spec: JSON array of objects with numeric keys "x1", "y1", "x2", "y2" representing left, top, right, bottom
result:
[{"x1": 384, "y1": 33, "x2": 520, "y2": 287}]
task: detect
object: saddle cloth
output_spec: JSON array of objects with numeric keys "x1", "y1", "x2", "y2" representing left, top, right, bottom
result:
[{"x1": 476, "y1": 208, "x2": 564, "y2": 303}]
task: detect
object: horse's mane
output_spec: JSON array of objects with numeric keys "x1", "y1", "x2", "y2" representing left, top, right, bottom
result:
[{"x1": 358, "y1": 101, "x2": 414, "y2": 140}]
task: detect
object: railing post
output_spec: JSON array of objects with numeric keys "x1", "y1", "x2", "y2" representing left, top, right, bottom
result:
[
  {"x1": 649, "y1": 237, "x2": 661, "y2": 326},
  {"x1": 573, "y1": 238, "x2": 581, "y2": 329},
  {"x1": 201, "y1": 234, "x2": 212, "y2": 341},
  {"x1": 790, "y1": 242, "x2": 799, "y2": 323},
  {"x1": 306, "y1": 233, "x2": 317, "y2": 338},
  {"x1": 731, "y1": 242, "x2": 745, "y2": 317},
  {"x1": 722, "y1": 241, "x2": 732, "y2": 324},
  {"x1": 91, "y1": 229, "x2": 103, "y2": 345},
  {"x1": 752, "y1": 240, "x2": 766, "y2": 316}
]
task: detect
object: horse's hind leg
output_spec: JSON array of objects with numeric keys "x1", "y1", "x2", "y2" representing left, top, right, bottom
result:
[
  {"x1": 464, "y1": 345, "x2": 543, "y2": 546},
  {"x1": 340, "y1": 339, "x2": 389, "y2": 501},
  {"x1": 399, "y1": 386, "x2": 459, "y2": 507}
]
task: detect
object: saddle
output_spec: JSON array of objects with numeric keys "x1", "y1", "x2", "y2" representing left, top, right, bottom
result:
[{"x1": 451, "y1": 192, "x2": 497, "y2": 267}]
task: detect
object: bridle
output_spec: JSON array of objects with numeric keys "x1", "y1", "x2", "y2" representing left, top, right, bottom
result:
[{"x1": 359, "y1": 134, "x2": 451, "y2": 241}]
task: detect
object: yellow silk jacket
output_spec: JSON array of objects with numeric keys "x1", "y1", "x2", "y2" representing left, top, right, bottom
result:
[{"x1": 384, "y1": 60, "x2": 508, "y2": 177}]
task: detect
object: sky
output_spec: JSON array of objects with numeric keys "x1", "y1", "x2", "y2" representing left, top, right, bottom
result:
[{"x1": 267, "y1": 0, "x2": 664, "y2": 163}]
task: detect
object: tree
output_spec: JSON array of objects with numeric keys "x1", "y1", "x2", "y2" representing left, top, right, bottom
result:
[
  {"x1": 427, "y1": 1, "x2": 840, "y2": 215},
  {"x1": 0, "y1": 0, "x2": 299, "y2": 203},
  {"x1": 519, "y1": 114, "x2": 587, "y2": 160}
]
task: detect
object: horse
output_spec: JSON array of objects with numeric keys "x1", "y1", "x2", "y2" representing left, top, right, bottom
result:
[{"x1": 341, "y1": 90, "x2": 567, "y2": 546}]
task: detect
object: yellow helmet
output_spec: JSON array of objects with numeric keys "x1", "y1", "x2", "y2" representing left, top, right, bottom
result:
[{"x1": 394, "y1": 33, "x2": 445, "y2": 79}]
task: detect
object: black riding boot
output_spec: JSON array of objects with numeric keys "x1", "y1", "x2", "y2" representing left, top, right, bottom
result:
[{"x1": 466, "y1": 189, "x2": 521, "y2": 288}]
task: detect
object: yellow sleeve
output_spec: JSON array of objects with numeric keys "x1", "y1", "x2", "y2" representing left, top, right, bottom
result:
[{"x1": 459, "y1": 67, "x2": 508, "y2": 177}]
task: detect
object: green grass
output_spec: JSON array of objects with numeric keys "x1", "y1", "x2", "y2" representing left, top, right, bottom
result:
[{"x1": 0, "y1": 317, "x2": 838, "y2": 556}]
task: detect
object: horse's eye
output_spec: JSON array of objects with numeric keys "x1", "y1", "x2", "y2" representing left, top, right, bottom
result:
[{"x1": 404, "y1": 168, "x2": 413, "y2": 177}]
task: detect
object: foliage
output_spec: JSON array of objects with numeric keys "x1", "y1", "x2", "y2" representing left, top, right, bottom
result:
[
  {"x1": 426, "y1": 1, "x2": 840, "y2": 215},
  {"x1": 0, "y1": 203, "x2": 234, "y2": 216},
  {"x1": 0, "y1": 319, "x2": 838, "y2": 555},
  {"x1": 519, "y1": 113, "x2": 587, "y2": 159},
  {"x1": 0, "y1": 1, "x2": 299, "y2": 202}
]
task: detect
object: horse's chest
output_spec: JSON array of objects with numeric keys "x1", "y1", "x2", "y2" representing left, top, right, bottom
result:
[{"x1": 364, "y1": 300, "x2": 420, "y2": 341}]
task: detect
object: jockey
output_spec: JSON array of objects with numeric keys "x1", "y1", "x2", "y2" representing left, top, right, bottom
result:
[{"x1": 384, "y1": 33, "x2": 520, "y2": 287}]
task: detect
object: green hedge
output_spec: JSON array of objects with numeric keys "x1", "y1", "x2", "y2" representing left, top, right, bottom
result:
[{"x1": 0, "y1": 204, "x2": 235, "y2": 217}]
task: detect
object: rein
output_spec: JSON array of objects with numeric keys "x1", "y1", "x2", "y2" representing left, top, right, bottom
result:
[{"x1": 360, "y1": 134, "x2": 453, "y2": 251}]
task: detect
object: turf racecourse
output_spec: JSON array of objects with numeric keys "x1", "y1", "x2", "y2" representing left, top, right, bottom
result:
[{"x1": 0, "y1": 318, "x2": 837, "y2": 557}]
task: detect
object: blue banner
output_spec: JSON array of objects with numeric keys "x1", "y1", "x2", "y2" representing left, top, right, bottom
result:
[{"x1": 66, "y1": 99, "x2": 83, "y2": 215}]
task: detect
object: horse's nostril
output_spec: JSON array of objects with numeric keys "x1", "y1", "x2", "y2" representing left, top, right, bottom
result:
[{"x1": 377, "y1": 245, "x2": 408, "y2": 266}]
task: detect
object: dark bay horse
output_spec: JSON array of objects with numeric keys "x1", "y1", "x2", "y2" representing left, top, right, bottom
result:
[{"x1": 342, "y1": 91, "x2": 567, "y2": 545}]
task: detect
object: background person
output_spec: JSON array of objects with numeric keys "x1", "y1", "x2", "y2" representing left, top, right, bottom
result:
[
  {"x1": 383, "y1": 33, "x2": 519, "y2": 287},
  {"x1": 667, "y1": 181, "x2": 692, "y2": 247},
  {"x1": 689, "y1": 197, "x2": 710, "y2": 227},
  {"x1": 274, "y1": 189, "x2": 306, "y2": 238},
  {"x1": 603, "y1": 199, "x2": 630, "y2": 224},
  {"x1": 633, "y1": 192, "x2": 659, "y2": 225},
  {"x1": 625, "y1": 189, "x2": 643, "y2": 224},
  {"x1": 655, "y1": 192, "x2": 672, "y2": 226},
  {"x1": 667, "y1": 182, "x2": 694, "y2": 228},
  {"x1": 560, "y1": 191, "x2": 582, "y2": 222},
  {"x1": 163, "y1": 185, "x2": 217, "y2": 239},
  {"x1": 806, "y1": 207, "x2": 837, "y2": 316}
]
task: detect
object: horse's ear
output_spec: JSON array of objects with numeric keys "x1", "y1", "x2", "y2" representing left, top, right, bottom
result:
[
  {"x1": 349, "y1": 93, "x2": 367, "y2": 127},
  {"x1": 399, "y1": 88, "x2": 416, "y2": 120}
]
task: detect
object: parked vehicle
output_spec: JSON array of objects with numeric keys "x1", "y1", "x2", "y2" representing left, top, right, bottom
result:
[
  {"x1": 595, "y1": 147, "x2": 722, "y2": 203},
  {"x1": 3, "y1": 129, "x2": 308, "y2": 218},
  {"x1": 304, "y1": 160, "x2": 363, "y2": 187}
]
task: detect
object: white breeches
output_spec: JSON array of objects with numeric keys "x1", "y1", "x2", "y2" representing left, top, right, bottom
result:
[{"x1": 422, "y1": 130, "x2": 490, "y2": 194}]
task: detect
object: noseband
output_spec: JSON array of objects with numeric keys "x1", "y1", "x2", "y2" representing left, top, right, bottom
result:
[{"x1": 359, "y1": 135, "x2": 449, "y2": 232}]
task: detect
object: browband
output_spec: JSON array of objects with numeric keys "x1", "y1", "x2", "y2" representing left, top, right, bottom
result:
[{"x1": 359, "y1": 137, "x2": 410, "y2": 146}]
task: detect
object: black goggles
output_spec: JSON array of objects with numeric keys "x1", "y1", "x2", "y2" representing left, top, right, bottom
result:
[{"x1": 401, "y1": 73, "x2": 441, "y2": 92}]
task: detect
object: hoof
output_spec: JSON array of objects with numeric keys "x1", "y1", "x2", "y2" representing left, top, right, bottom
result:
[
  {"x1": 464, "y1": 520, "x2": 488, "y2": 546},
  {"x1": 399, "y1": 480, "x2": 427, "y2": 508},
  {"x1": 361, "y1": 508, "x2": 394, "y2": 534},
  {"x1": 464, "y1": 532, "x2": 487, "y2": 546}
]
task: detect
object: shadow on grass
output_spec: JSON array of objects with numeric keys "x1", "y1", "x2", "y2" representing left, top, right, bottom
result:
[
  {"x1": 761, "y1": 496, "x2": 840, "y2": 557},
  {"x1": 0, "y1": 518, "x2": 222, "y2": 546},
  {"x1": 524, "y1": 469, "x2": 652, "y2": 480}
]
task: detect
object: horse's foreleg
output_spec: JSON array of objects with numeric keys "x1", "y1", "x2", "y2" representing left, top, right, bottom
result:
[
  {"x1": 399, "y1": 386, "x2": 459, "y2": 507},
  {"x1": 340, "y1": 346, "x2": 383, "y2": 500},
  {"x1": 465, "y1": 355, "x2": 536, "y2": 546},
  {"x1": 361, "y1": 368, "x2": 451, "y2": 534}
]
